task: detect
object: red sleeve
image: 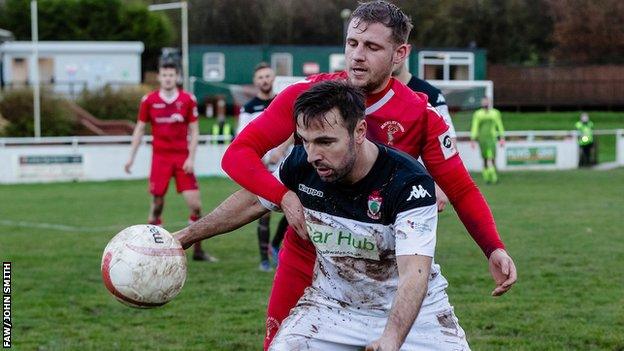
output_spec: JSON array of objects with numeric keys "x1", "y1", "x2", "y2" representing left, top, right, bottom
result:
[
  {"x1": 138, "y1": 95, "x2": 150, "y2": 122},
  {"x1": 421, "y1": 107, "x2": 505, "y2": 258},
  {"x1": 221, "y1": 82, "x2": 309, "y2": 204},
  {"x1": 187, "y1": 93, "x2": 199, "y2": 123}
]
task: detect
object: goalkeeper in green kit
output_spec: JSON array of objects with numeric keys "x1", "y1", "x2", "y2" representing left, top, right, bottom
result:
[{"x1": 471, "y1": 97, "x2": 505, "y2": 184}]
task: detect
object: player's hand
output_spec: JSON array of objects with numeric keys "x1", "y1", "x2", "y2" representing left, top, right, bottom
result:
[
  {"x1": 280, "y1": 190, "x2": 308, "y2": 240},
  {"x1": 434, "y1": 184, "x2": 449, "y2": 212},
  {"x1": 182, "y1": 158, "x2": 194, "y2": 174},
  {"x1": 489, "y1": 248, "x2": 517, "y2": 296},
  {"x1": 124, "y1": 160, "x2": 133, "y2": 174},
  {"x1": 499, "y1": 139, "x2": 506, "y2": 147},
  {"x1": 365, "y1": 336, "x2": 400, "y2": 351}
]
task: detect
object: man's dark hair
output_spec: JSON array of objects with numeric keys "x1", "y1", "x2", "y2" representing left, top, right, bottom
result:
[
  {"x1": 350, "y1": 0, "x2": 413, "y2": 45},
  {"x1": 254, "y1": 62, "x2": 271, "y2": 74},
  {"x1": 294, "y1": 81, "x2": 365, "y2": 134},
  {"x1": 159, "y1": 61, "x2": 179, "y2": 72}
]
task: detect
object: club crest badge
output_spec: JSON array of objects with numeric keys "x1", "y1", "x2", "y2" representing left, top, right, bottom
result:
[
  {"x1": 380, "y1": 121, "x2": 405, "y2": 146},
  {"x1": 367, "y1": 190, "x2": 383, "y2": 220}
]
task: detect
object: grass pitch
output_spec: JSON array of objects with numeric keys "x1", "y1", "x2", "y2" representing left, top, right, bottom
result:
[{"x1": 1, "y1": 169, "x2": 623, "y2": 350}]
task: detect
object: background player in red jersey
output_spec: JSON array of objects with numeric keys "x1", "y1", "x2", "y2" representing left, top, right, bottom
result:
[
  {"x1": 125, "y1": 62, "x2": 216, "y2": 262},
  {"x1": 220, "y1": 1, "x2": 517, "y2": 348}
]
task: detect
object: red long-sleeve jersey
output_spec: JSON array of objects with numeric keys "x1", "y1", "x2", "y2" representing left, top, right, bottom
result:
[{"x1": 222, "y1": 71, "x2": 504, "y2": 257}]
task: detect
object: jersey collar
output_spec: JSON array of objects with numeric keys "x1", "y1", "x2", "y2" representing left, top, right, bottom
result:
[
  {"x1": 365, "y1": 79, "x2": 394, "y2": 115},
  {"x1": 158, "y1": 89, "x2": 180, "y2": 104}
]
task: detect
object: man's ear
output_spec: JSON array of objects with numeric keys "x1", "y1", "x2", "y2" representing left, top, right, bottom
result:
[
  {"x1": 354, "y1": 119, "x2": 367, "y2": 144},
  {"x1": 393, "y1": 43, "x2": 409, "y2": 65}
]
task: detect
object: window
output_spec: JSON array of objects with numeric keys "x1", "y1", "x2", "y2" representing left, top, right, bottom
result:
[
  {"x1": 418, "y1": 51, "x2": 474, "y2": 81},
  {"x1": 271, "y1": 53, "x2": 292, "y2": 76},
  {"x1": 11, "y1": 57, "x2": 28, "y2": 85},
  {"x1": 203, "y1": 53, "x2": 225, "y2": 81}
]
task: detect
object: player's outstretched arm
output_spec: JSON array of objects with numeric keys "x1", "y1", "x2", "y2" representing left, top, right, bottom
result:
[
  {"x1": 174, "y1": 189, "x2": 269, "y2": 249},
  {"x1": 366, "y1": 255, "x2": 431, "y2": 351},
  {"x1": 420, "y1": 107, "x2": 517, "y2": 295}
]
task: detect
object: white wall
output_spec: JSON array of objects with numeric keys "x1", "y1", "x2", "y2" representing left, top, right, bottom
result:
[
  {"x1": 0, "y1": 136, "x2": 227, "y2": 184},
  {"x1": 0, "y1": 41, "x2": 143, "y2": 94},
  {"x1": 1, "y1": 131, "x2": 621, "y2": 184},
  {"x1": 617, "y1": 130, "x2": 624, "y2": 165}
]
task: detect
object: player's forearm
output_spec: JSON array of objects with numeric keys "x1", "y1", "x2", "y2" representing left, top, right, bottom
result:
[
  {"x1": 128, "y1": 124, "x2": 145, "y2": 160},
  {"x1": 187, "y1": 125, "x2": 199, "y2": 161},
  {"x1": 175, "y1": 189, "x2": 269, "y2": 249},
  {"x1": 381, "y1": 255, "x2": 431, "y2": 347},
  {"x1": 222, "y1": 124, "x2": 290, "y2": 204},
  {"x1": 433, "y1": 162, "x2": 505, "y2": 257}
]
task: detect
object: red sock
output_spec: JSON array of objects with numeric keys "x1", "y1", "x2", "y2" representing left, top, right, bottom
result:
[
  {"x1": 189, "y1": 215, "x2": 202, "y2": 252},
  {"x1": 149, "y1": 218, "x2": 162, "y2": 226},
  {"x1": 189, "y1": 214, "x2": 200, "y2": 224}
]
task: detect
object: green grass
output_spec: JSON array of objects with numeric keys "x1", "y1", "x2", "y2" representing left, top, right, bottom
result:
[
  {"x1": 1, "y1": 171, "x2": 624, "y2": 350},
  {"x1": 453, "y1": 111, "x2": 624, "y2": 162}
]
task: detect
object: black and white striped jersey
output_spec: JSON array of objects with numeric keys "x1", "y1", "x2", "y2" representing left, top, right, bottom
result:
[{"x1": 262, "y1": 143, "x2": 450, "y2": 313}]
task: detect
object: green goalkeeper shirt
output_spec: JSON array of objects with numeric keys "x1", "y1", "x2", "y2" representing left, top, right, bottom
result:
[{"x1": 470, "y1": 107, "x2": 505, "y2": 141}]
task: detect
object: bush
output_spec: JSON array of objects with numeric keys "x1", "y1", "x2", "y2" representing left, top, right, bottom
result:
[
  {"x1": 0, "y1": 88, "x2": 76, "y2": 137},
  {"x1": 77, "y1": 84, "x2": 152, "y2": 122}
]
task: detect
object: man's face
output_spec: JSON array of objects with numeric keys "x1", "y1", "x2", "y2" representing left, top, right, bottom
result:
[
  {"x1": 297, "y1": 108, "x2": 357, "y2": 183},
  {"x1": 345, "y1": 19, "x2": 406, "y2": 93},
  {"x1": 158, "y1": 68, "x2": 178, "y2": 90},
  {"x1": 253, "y1": 67, "x2": 275, "y2": 95},
  {"x1": 481, "y1": 97, "x2": 490, "y2": 109}
]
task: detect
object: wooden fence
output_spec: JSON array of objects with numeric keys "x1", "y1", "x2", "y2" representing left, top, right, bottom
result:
[{"x1": 489, "y1": 65, "x2": 624, "y2": 109}]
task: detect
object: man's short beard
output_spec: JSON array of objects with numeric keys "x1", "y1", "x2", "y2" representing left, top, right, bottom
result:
[
  {"x1": 356, "y1": 64, "x2": 394, "y2": 94},
  {"x1": 321, "y1": 138, "x2": 357, "y2": 183},
  {"x1": 260, "y1": 86, "x2": 273, "y2": 95}
]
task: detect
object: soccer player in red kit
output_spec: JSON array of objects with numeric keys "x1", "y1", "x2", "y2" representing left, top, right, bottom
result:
[
  {"x1": 220, "y1": 1, "x2": 517, "y2": 348},
  {"x1": 125, "y1": 62, "x2": 216, "y2": 262}
]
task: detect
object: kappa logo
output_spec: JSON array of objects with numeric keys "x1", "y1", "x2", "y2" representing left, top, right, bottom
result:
[
  {"x1": 298, "y1": 184, "x2": 324, "y2": 198},
  {"x1": 407, "y1": 185, "x2": 431, "y2": 201},
  {"x1": 436, "y1": 93, "x2": 446, "y2": 104}
]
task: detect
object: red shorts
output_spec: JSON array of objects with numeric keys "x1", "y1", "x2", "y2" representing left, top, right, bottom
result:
[
  {"x1": 149, "y1": 152, "x2": 198, "y2": 196},
  {"x1": 264, "y1": 227, "x2": 316, "y2": 350}
]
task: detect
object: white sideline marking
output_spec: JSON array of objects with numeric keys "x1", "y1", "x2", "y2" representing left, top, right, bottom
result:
[{"x1": 0, "y1": 219, "x2": 188, "y2": 233}]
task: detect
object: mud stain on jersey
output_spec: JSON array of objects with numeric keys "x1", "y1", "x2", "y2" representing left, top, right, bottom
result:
[{"x1": 437, "y1": 309, "x2": 462, "y2": 338}]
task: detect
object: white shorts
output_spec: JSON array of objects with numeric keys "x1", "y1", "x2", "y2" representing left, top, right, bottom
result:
[{"x1": 269, "y1": 288, "x2": 470, "y2": 351}]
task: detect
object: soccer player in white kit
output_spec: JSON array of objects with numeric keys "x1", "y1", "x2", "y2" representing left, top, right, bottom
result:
[
  {"x1": 264, "y1": 81, "x2": 469, "y2": 350},
  {"x1": 175, "y1": 81, "x2": 470, "y2": 350}
]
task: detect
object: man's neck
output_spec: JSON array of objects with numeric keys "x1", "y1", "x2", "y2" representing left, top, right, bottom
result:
[
  {"x1": 345, "y1": 140, "x2": 379, "y2": 184},
  {"x1": 160, "y1": 87, "x2": 178, "y2": 99},
  {"x1": 395, "y1": 70, "x2": 412, "y2": 85},
  {"x1": 257, "y1": 91, "x2": 274, "y2": 100}
]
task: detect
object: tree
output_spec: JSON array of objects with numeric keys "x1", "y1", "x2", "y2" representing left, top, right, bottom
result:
[
  {"x1": 0, "y1": 0, "x2": 173, "y2": 70},
  {"x1": 548, "y1": 0, "x2": 624, "y2": 64},
  {"x1": 402, "y1": 0, "x2": 554, "y2": 64}
]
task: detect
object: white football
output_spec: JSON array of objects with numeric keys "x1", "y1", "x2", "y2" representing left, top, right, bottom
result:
[{"x1": 101, "y1": 225, "x2": 187, "y2": 308}]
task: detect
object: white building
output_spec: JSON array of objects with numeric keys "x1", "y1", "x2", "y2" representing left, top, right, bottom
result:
[{"x1": 0, "y1": 41, "x2": 144, "y2": 95}]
